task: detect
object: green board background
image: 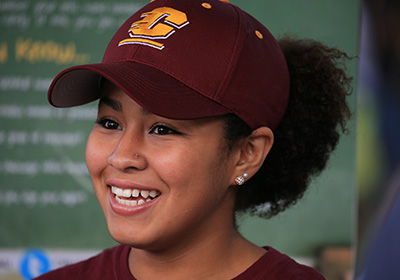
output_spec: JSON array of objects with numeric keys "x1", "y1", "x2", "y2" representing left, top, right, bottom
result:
[{"x1": 0, "y1": 0, "x2": 359, "y2": 258}]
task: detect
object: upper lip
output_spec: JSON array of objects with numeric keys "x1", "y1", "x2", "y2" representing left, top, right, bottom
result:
[{"x1": 106, "y1": 178, "x2": 160, "y2": 192}]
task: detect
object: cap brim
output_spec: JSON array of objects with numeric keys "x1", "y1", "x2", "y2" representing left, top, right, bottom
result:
[{"x1": 48, "y1": 61, "x2": 231, "y2": 120}]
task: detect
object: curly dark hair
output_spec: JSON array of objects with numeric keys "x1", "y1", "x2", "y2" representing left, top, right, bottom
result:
[{"x1": 223, "y1": 37, "x2": 353, "y2": 218}]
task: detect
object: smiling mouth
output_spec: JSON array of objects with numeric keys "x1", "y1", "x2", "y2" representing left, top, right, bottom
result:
[{"x1": 111, "y1": 186, "x2": 161, "y2": 206}]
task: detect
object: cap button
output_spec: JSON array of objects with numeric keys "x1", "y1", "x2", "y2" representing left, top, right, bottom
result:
[
  {"x1": 202, "y1": 2, "x2": 212, "y2": 9},
  {"x1": 255, "y1": 30, "x2": 263, "y2": 39}
]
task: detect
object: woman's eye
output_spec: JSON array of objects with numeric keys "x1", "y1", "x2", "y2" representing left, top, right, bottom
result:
[
  {"x1": 149, "y1": 124, "x2": 180, "y2": 135},
  {"x1": 97, "y1": 118, "x2": 122, "y2": 130}
]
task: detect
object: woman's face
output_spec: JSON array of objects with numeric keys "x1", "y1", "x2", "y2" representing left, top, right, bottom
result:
[{"x1": 86, "y1": 82, "x2": 240, "y2": 251}]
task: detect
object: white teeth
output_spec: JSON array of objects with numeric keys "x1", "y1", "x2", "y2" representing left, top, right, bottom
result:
[
  {"x1": 115, "y1": 195, "x2": 138, "y2": 206},
  {"x1": 111, "y1": 185, "x2": 160, "y2": 207},
  {"x1": 129, "y1": 200, "x2": 138, "y2": 206},
  {"x1": 132, "y1": 189, "x2": 140, "y2": 198},
  {"x1": 115, "y1": 188, "x2": 123, "y2": 196},
  {"x1": 149, "y1": 190, "x2": 158, "y2": 198},
  {"x1": 141, "y1": 190, "x2": 149, "y2": 198},
  {"x1": 122, "y1": 189, "x2": 132, "y2": 198}
]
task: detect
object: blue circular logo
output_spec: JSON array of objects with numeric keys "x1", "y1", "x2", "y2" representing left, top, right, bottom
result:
[{"x1": 20, "y1": 249, "x2": 51, "y2": 279}]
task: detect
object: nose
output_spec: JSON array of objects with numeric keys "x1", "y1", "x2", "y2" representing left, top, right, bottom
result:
[{"x1": 108, "y1": 131, "x2": 147, "y2": 172}]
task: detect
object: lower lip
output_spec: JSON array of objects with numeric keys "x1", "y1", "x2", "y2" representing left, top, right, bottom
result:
[{"x1": 108, "y1": 188, "x2": 159, "y2": 216}]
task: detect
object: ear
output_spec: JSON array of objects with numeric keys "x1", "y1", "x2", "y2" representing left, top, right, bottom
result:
[{"x1": 232, "y1": 126, "x2": 274, "y2": 184}]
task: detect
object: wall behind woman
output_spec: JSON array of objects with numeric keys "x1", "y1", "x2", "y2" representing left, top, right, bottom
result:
[
  {"x1": 231, "y1": 1, "x2": 359, "y2": 278},
  {"x1": 0, "y1": 0, "x2": 359, "y2": 279}
]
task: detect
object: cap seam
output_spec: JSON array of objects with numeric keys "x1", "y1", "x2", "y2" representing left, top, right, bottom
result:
[{"x1": 214, "y1": 4, "x2": 246, "y2": 111}]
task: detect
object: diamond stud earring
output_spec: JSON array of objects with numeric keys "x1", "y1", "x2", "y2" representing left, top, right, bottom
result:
[{"x1": 235, "y1": 172, "x2": 249, "y2": 186}]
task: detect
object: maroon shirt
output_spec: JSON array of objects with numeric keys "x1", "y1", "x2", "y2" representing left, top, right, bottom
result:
[{"x1": 35, "y1": 245, "x2": 325, "y2": 279}]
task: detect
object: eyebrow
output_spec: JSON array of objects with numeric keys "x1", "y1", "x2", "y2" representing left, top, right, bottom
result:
[
  {"x1": 140, "y1": 107, "x2": 152, "y2": 116},
  {"x1": 99, "y1": 97, "x2": 123, "y2": 112}
]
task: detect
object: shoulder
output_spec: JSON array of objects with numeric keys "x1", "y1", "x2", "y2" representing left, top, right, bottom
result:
[
  {"x1": 264, "y1": 247, "x2": 325, "y2": 279},
  {"x1": 235, "y1": 246, "x2": 325, "y2": 280},
  {"x1": 34, "y1": 245, "x2": 132, "y2": 280}
]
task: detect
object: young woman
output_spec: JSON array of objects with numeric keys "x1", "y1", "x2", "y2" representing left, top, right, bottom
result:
[{"x1": 36, "y1": 0, "x2": 352, "y2": 279}]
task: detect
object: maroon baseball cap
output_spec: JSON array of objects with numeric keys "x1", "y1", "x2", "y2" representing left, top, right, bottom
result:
[{"x1": 48, "y1": 0, "x2": 289, "y2": 130}]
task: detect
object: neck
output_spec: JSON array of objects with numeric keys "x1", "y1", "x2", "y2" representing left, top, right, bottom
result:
[{"x1": 128, "y1": 227, "x2": 266, "y2": 280}]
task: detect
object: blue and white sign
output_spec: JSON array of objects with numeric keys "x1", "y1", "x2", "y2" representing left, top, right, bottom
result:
[{"x1": 20, "y1": 249, "x2": 51, "y2": 280}]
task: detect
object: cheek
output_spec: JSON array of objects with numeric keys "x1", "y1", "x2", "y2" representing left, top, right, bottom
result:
[
  {"x1": 85, "y1": 132, "x2": 111, "y2": 215},
  {"x1": 85, "y1": 131, "x2": 106, "y2": 179},
  {"x1": 153, "y1": 146, "x2": 198, "y2": 177},
  {"x1": 154, "y1": 144, "x2": 228, "y2": 189}
]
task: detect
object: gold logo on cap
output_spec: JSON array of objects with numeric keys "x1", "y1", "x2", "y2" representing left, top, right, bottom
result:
[{"x1": 118, "y1": 7, "x2": 189, "y2": 50}]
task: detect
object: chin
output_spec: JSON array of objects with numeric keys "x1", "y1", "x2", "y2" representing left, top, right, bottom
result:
[{"x1": 106, "y1": 220, "x2": 151, "y2": 249}]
